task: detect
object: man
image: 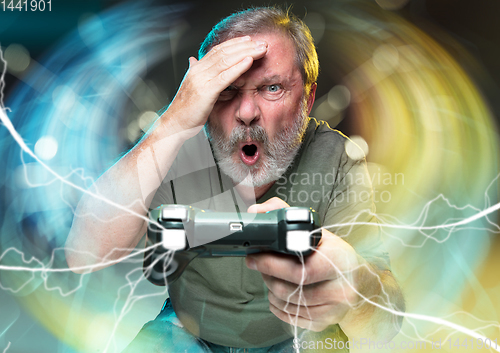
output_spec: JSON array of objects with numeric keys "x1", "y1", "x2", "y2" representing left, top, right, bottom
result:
[{"x1": 66, "y1": 7, "x2": 404, "y2": 352}]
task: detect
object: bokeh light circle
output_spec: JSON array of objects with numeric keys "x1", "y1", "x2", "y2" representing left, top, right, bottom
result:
[{"x1": 34, "y1": 136, "x2": 58, "y2": 161}]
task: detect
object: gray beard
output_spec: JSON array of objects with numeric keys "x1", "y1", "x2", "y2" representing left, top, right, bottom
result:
[{"x1": 205, "y1": 100, "x2": 309, "y2": 187}]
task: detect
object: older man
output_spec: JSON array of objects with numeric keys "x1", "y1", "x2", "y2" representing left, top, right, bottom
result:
[{"x1": 66, "y1": 6, "x2": 404, "y2": 352}]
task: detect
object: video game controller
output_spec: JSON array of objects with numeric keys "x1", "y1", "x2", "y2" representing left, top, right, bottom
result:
[{"x1": 143, "y1": 204, "x2": 321, "y2": 286}]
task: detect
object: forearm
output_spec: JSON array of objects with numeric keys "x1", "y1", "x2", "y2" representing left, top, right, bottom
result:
[
  {"x1": 339, "y1": 260, "x2": 405, "y2": 343},
  {"x1": 65, "y1": 115, "x2": 189, "y2": 272},
  {"x1": 65, "y1": 37, "x2": 269, "y2": 273}
]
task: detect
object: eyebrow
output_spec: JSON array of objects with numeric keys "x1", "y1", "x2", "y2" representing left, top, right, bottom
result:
[
  {"x1": 232, "y1": 74, "x2": 286, "y2": 88},
  {"x1": 231, "y1": 73, "x2": 294, "y2": 89},
  {"x1": 260, "y1": 75, "x2": 283, "y2": 84}
]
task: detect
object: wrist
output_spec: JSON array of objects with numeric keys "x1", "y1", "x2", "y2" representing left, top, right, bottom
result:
[
  {"x1": 146, "y1": 108, "x2": 197, "y2": 144},
  {"x1": 338, "y1": 256, "x2": 381, "y2": 340},
  {"x1": 157, "y1": 104, "x2": 205, "y2": 142}
]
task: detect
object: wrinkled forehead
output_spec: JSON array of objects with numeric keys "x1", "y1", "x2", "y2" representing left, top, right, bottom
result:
[{"x1": 239, "y1": 32, "x2": 303, "y2": 84}]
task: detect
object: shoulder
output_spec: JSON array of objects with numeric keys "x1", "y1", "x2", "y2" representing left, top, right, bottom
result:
[
  {"x1": 305, "y1": 118, "x2": 349, "y2": 147},
  {"x1": 301, "y1": 118, "x2": 350, "y2": 160},
  {"x1": 301, "y1": 118, "x2": 368, "y2": 175}
]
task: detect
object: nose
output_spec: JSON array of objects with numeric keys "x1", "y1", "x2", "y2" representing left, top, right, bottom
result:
[{"x1": 236, "y1": 91, "x2": 260, "y2": 126}]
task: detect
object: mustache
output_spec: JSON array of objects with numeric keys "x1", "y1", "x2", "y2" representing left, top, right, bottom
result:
[
  {"x1": 206, "y1": 123, "x2": 270, "y2": 152},
  {"x1": 227, "y1": 125, "x2": 269, "y2": 147}
]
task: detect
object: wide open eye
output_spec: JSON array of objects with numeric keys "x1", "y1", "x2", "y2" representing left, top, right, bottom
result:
[
  {"x1": 267, "y1": 84, "x2": 280, "y2": 92},
  {"x1": 261, "y1": 84, "x2": 284, "y2": 100}
]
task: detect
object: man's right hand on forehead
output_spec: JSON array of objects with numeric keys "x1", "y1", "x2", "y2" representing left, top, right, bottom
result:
[{"x1": 164, "y1": 36, "x2": 268, "y2": 138}]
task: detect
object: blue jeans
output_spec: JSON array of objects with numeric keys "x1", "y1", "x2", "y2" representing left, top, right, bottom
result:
[{"x1": 122, "y1": 299, "x2": 296, "y2": 353}]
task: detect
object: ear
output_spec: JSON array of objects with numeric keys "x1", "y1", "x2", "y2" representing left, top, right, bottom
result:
[{"x1": 306, "y1": 83, "x2": 317, "y2": 116}]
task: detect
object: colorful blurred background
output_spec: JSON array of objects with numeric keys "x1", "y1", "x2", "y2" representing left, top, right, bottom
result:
[{"x1": 0, "y1": 0, "x2": 499, "y2": 352}]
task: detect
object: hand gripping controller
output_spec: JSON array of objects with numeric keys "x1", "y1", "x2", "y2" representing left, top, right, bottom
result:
[{"x1": 143, "y1": 205, "x2": 321, "y2": 286}]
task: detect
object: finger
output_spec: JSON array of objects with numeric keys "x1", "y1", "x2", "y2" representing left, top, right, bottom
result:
[
  {"x1": 263, "y1": 269, "x2": 360, "y2": 307},
  {"x1": 206, "y1": 44, "x2": 267, "y2": 89},
  {"x1": 263, "y1": 273, "x2": 359, "y2": 306},
  {"x1": 188, "y1": 56, "x2": 198, "y2": 66},
  {"x1": 213, "y1": 55, "x2": 254, "y2": 90},
  {"x1": 203, "y1": 40, "x2": 268, "y2": 76},
  {"x1": 202, "y1": 36, "x2": 253, "y2": 60},
  {"x1": 205, "y1": 35, "x2": 251, "y2": 55},
  {"x1": 188, "y1": 40, "x2": 267, "y2": 98},
  {"x1": 202, "y1": 38, "x2": 266, "y2": 67},
  {"x1": 262, "y1": 274, "x2": 335, "y2": 306},
  {"x1": 247, "y1": 197, "x2": 289, "y2": 213},
  {"x1": 246, "y1": 250, "x2": 334, "y2": 285},
  {"x1": 269, "y1": 302, "x2": 330, "y2": 332},
  {"x1": 268, "y1": 290, "x2": 316, "y2": 320},
  {"x1": 268, "y1": 291, "x2": 350, "y2": 325},
  {"x1": 246, "y1": 252, "x2": 306, "y2": 283}
]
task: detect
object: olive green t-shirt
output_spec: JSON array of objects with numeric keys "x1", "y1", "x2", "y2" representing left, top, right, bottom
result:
[{"x1": 150, "y1": 118, "x2": 389, "y2": 348}]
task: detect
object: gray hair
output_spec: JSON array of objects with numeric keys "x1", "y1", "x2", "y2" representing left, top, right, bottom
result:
[{"x1": 198, "y1": 7, "x2": 319, "y2": 95}]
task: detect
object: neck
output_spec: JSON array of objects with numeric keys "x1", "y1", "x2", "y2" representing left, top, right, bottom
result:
[{"x1": 234, "y1": 181, "x2": 274, "y2": 207}]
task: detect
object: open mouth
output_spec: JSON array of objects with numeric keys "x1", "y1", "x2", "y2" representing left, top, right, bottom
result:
[{"x1": 239, "y1": 143, "x2": 260, "y2": 166}]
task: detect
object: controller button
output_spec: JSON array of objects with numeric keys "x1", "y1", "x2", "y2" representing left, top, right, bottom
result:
[
  {"x1": 285, "y1": 209, "x2": 311, "y2": 223},
  {"x1": 161, "y1": 229, "x2": 187, "y2": 250},
  {"x1": 161, "y1": 207, "x2": 188, "y2": 221},
  {"x1": 286, "y1": 231, "x2": 311, "y2": 252}
]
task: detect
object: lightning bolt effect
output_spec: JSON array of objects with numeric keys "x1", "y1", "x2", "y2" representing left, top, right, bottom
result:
[
  {"x1": 2, "y1": 342, "x2": 10, "y2": 353},
  {"x1": 0, "y1": 1, "x2": 499, "y2": 352}
]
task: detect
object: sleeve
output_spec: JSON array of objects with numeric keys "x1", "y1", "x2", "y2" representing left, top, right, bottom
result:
[
  {"x1": 324, "y1": 155, "x2": 391, "y2": 272},
  {"x1": 150, "y1": 180, "x2": 175, "y2": 209},
  {"x1": 147, "y1": 121, "x2": 217, "y2": 210},
  {"x1": 149, "y1": 104, "x2": 176, "y2": 210}
]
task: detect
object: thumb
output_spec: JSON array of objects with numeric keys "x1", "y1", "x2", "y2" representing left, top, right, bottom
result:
[
  {"x1": 247, "y1": 197, "x2": 290, "y2": 213},
  {"x1": 188, "y1": 56, "x2": 198, "y2": 67}
]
